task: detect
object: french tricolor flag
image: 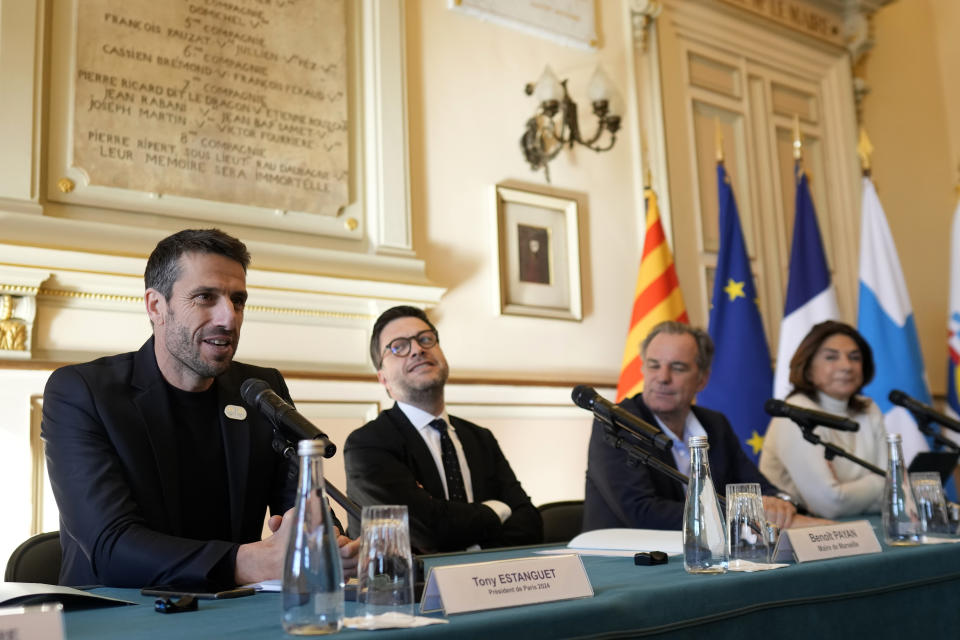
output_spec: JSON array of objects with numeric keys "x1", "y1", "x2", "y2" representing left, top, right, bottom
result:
[{"x1": 773, "y1": 164, "x2": 840, "y2": 400}]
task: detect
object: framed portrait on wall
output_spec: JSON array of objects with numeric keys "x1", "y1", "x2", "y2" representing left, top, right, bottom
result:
[{"x1": 493, "y1": 181, "x2": 583, "y2": 321}]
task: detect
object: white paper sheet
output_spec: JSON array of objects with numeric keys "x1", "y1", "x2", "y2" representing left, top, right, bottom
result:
[{"x1": 565, "y1": 528, "x2": 683, "y2": 555}]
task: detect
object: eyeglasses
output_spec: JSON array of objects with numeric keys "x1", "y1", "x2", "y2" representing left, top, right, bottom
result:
[{"x1": 381, "y1": 329, "x2": 439, "y2": 363}]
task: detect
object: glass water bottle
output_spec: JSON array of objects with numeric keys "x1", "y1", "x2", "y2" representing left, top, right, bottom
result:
[
  {"x1": 682, "y1": 435, "x2": 728, "y2": 574},
  {"x1": 882, "y1": 433, "x2": 922, "y2": 545},
  {"x1": 282, "y1": 440, "x2": 344, "y2": 635}
]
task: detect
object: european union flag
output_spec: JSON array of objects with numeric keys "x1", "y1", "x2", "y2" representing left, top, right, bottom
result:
[{"x1": 698, "y1": 163, "x2": 773, "y2": 462}]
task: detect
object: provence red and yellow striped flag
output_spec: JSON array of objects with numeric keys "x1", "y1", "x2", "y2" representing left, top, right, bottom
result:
[{"x1": 616, "y1": 186, "x2": 688, "y2": 401}]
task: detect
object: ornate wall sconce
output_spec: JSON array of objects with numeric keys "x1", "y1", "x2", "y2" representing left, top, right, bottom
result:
[{"x1": 520, "y1": 65, "x2": 622, "y2": 182}]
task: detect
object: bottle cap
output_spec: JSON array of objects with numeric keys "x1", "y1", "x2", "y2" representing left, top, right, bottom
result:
[
  {"x1": 886, "y1": 433, "x2": 902, "y2": 444},
  {"x1": 298, "y1": 439, "x2": 327, "y2": 456},
  {"x1": 688, "y1": 435, "x2": 709, "y2": 448}
]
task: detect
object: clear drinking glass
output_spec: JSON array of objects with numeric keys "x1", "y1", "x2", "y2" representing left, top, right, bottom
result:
[
  {"x1": 909, "y1": 471, "x2": 954, "y2": 535},
  {"x1": 726, "y1": 482, "x2": 769, "y2": 566},
  {"x1": 357, "y1": 505, "x2": 416, "y2": 619}
]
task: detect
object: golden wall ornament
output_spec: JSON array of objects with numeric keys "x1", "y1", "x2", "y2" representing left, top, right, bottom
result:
[{"x1": 0, "y1": 294, "x2": 30, "y2": 353}]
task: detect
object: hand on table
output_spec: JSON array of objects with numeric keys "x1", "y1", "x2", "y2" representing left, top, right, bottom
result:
[
  {"x1": 235, "y1": 507, "x2": 295, "y2": 585},
  {"x1": 762, "y1": 496, "x2": 797, "y2": 530},
  {"x1": 338, "y1": 535, "x2": 360, "y2": 578}
]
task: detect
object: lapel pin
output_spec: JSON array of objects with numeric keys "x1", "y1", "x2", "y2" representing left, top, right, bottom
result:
[{"x1": 224, "y1": 405, "x2": 247, "y2": 421}]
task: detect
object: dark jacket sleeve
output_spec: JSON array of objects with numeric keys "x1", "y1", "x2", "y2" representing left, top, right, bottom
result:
[
  {"x1": 584, "y1": 416, "x2": 686, "y2": 530},
  {"x1": 344, "y1": 411, "x2": 541, "y2": 552},
  {"x1": 583, "y1": 395, "x2": 779, "y2": 532},
  {"x1": 462, "y1": 421, "x2": 542, "y2": 548},
  {"x1": 42, "y1": 366, "x2": 235, "y2": 588}
]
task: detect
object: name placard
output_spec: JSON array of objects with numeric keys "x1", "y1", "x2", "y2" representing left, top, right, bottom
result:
[
  {"x1": 420, "y1": 554, "x2": 593, "y2": 615},
  {"x1": 0, "y1": 603, "x2": 65, "y2": 640},
  {"x1": 773, "y1": 520, "x2": 881, "y2": 563}
]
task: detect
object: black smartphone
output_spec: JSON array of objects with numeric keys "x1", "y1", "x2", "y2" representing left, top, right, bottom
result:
[{"x1": 141, "y1": 585, "x2": 256, "y2": 600}]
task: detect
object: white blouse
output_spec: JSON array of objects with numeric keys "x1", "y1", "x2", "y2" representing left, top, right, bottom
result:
[{"x1": 758, "y1": 392, "x2": 887, "y2": 519}]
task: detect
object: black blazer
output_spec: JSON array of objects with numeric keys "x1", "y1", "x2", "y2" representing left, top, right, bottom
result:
[
  {"x1": 344, "y1": 404, "x2": 542, "y2": 553},
  {"x1": 41, "y1": 338, "x2": 297, "y2": 587},
  {"x1": 583, "y1": 393, "x2": 778, "y2": 531}
]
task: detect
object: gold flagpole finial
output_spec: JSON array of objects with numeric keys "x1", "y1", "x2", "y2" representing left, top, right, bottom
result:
[
  {"x1": 857, "y1": 128, "x2": 874, "y2": 176},
  {"x1": 715, "y1": 117, "x2": 724, "y2": 163},
  {"x1": 792, "y1": 114, "x2": 803, "y2": 161}
]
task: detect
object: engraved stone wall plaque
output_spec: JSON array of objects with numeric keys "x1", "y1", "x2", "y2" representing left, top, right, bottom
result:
[{"x1": 72, "y1": 0, "x2": 348, "y2": 216}]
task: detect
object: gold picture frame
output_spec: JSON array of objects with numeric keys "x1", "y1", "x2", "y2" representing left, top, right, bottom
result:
[{"x1": 493, "y1": 181, "x2": 583, "y2": 321}]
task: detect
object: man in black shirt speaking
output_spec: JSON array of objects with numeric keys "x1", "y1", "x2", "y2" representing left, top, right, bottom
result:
[{"x1": 41, "y1": 228, "x2": 358, "y2": 588}]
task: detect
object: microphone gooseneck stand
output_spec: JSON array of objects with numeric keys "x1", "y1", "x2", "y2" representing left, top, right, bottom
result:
[
  {"x1": 903, "y1": 411, "x2": 960, "y2": 453},
  {"x1": 272, "y1": 431, "x2": 363, "y2": 522},
  {"x1": 600, "y1": 426, "x2": 727, "y2": 510},
  {"x1": 789, "y1": 420, "x2": 885, "y2": 477},
  {"x1": 572, "y1": 386, "x2": 730, "y2": 508}
]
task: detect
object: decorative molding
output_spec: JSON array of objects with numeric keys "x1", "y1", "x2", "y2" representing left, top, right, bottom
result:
[
  {"x1": 1, "y1": 0, "x2": 427, "y2": 285},
  {"x1": 844, "y1": 8, "x2": 873, "y2": 66},
  {"x1": 29, "y1": 396, "x2": 45, "y2": 536},
  {"x1": 364, "y1": 0, "x2": 414, "y2": 257},
  {"x1": 629, "y1": 0, "x2": 662, "y2": 53},
  {"x1": 0, "y1": 242, "x2": 443, "y2": 369},
  {"x1": 0, "y1": 266, "x2": 49, "y2": 360},
  {"x1": 30, "y1": 285, "x2": 375, "y2": 322},
  {"x1": 37, "y1": 287, "x2": 140, "y2": 306},
  {"x1": 841, "y1": 0, "x2": 897, "y2": 125},
  {"x1": 716, "y1": 0, "x2": 845, "y2": 47},
  {"x1": 702, "y1": 0, "x2": 896, "y2": 125},
  {"x1": 0, "y1": 284, "x2": 40, "y2": 296}
]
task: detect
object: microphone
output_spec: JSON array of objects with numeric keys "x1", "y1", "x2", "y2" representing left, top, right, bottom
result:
[
  {"x1": 889, "y1": 390, "x2": 960, "y2": 434},
  {"x1": 240, "y1": 378, "x2": 337, "y2": 458},
  {"x1": 572, "y1": 385, "x2": 673, "y2": 451},
  {"x1": 764, "y1": 399, "x2": 859, "y2": 431}
]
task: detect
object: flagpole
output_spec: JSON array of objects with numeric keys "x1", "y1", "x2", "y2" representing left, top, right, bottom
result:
[
  {"x1": 857, "y1": 128, "x2": 874, "y2": 178},
  {"x1": 792, "y1": 114, "x2": 803, "y2": 162},
  {"x1": 715, "y1": 117, "x2": 724, "y2": 164}
]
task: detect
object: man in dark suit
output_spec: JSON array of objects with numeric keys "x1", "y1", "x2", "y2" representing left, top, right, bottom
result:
[
  {"x1": 42, "y1": 229, "x2": 358, "y2": 588},
  {"x1": 584, "y1": 321, "x2": 797, "y2": 531},
  {"x1": 344, "y1": 306, "x2": 542, "y2": 553}
]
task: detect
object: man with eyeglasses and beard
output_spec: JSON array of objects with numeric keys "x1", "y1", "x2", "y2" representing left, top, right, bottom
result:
[{"x1": 344, "y1": 306, "x2": 542, "y2": 553}]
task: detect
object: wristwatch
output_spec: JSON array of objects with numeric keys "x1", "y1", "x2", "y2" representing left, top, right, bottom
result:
[{"x1": 774, "y1": 491, "x2": 795, "y2": 506}]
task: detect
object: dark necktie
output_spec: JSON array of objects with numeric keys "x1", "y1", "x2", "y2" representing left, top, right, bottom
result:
[{"x1": 429, "y1": 418, "x2": 467, "y2": 502}]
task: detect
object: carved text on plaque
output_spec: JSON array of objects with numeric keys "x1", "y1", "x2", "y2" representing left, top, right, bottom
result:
[{"x1": 73, "y1": 0, "x2": 348, "y2": 216}]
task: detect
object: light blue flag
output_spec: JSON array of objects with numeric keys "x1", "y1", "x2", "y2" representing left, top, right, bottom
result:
[
  {"x1": 858, "y1": 176, "x2": 930, "y2": 463},
  {"x1": 698, "y1": 163, "x2": 773, "y2": 462}
]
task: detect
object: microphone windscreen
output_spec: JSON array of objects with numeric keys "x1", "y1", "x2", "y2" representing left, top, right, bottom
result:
[
  {"x1": 888, "y1": 389, "x2": 907, "y2": 405},
  {"x1": 764, "y1": 398, "x2": 786, "y2": 417},
  {"x1": 571, "y1": 385, "x2": 597, "y2": 410},
  {"x1": 240, "y1": 378, "x2": 270, "y2": 406}
]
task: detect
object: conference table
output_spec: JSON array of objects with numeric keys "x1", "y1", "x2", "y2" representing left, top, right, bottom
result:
[{"x1": 64, "y1": 526, "x2": 960, "y2": 639}]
